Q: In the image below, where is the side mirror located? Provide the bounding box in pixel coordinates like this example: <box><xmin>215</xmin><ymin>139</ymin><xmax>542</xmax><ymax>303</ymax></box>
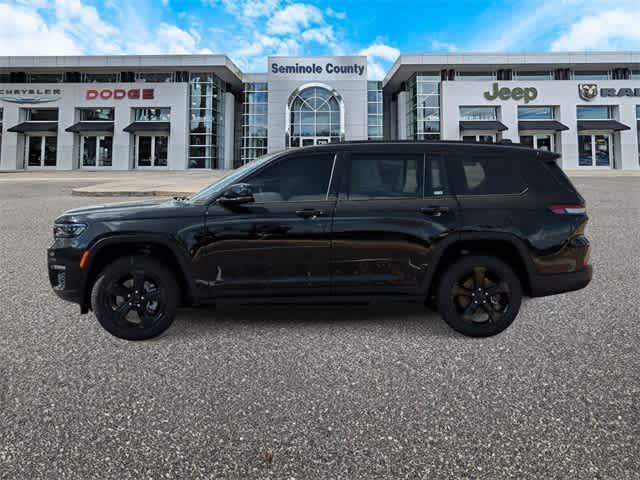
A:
<box><xmin>217</xmin><ymin>183</ymin><xmax>255</xmax><ymax>207</ymax></box>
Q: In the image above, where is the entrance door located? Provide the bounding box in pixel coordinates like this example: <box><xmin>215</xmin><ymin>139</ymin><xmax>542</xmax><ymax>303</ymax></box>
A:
<box><xmin>519</xmin><ymin>133</ymin><xmax>554</xmax><ymax>151</ymax></box>
<box><xmin>26</xmin><ymin>135</ymin><xmax>57</xmax><ymax>168</ymax></box>
<box><xmin>81</xmin><ymin>135</ymin><xmax>113</xmax><ymax>168</ymax></box>
<box><xmin>578</xmin><ymin>134</ymin><xmax>612</xmax><ymax>167</ymax></box>
<box><xmin>136</xmin><ymin>135</ymin><xmax>168</xmax><ymax>168</ymax></box>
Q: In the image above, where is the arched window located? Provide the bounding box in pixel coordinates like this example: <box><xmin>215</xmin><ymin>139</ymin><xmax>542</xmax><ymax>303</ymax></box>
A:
<box><xmin>288</xmin><ymin>85</ymin><xmax>343</xmax><ymax>147</ymax></box>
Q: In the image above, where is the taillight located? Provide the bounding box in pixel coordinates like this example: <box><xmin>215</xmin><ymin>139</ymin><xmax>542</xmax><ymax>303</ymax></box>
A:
<box><xmin>547</xmin><ymin>204</ymin><xmax>586</xmax><ymax>215</ymax></box>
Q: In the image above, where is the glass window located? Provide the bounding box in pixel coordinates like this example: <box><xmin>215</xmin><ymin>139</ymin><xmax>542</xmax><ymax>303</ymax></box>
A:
<box><xmin>134</xmin><ymin>107</ymin><xmax>170</xmax><ymax>121</ymax></box>
<box><xmin>80</xmin><ymin>108</ymin><xmax>114</xmax><ymax>121</ymax></box>
<box><xmin>518</xmin><ymin>106</ymin><xmax>555</xmax><ymax>120</ymax></box>
<box><xmin>44</xmin><ymin>137</ymin><xmax>57</xmax><ymax>166</ymax></box>
<box><xmin>515</xmin><ymin>71</ymin><xmax>553</xmax><ymax>80</ymax></box>
<box><xmin>576</xmin><ymin>106</ymin><xmax>612</xmax><ymax>120</ymax></box>
<box><xmin>460</xmin><ymin>106</ymin><xmax>498</xmax><ymax>121</ymax></box>
<box><xmin>348</xmin><ymin>154</ymin><xmax>423</xmax><ymax>199</ymax></box>
<box><xmin>456</xmin><ymin>71</ymin><xmax>496</xmax><ymax>81</ymax></box>
<box><xmin>449</xmin><ymin>154</ymin><xmax>526</xmax><ymax>195</ymax></box>
<box><xmin>247</xmin><ymin>153</ymin><xmax>335</xmax><ymax>202</ymax></box>
<box><xmin>29</xmin><ymin>73</ymin><xmax>63</xmax><ymax>83</ymax></box>
<box><xmin>574</xmin><ymin>70</ymin><xmax>610</xmax><ymax>80</ymax></box>
<box><xmin>27</xmin><ymin>108</ymin><xmax>58</xmax><ymax>121</ymax></box>
<box><xmin>520</xmin><ymin>135</ymin><xmax>534</xmax><ymax>148</ymax></box>
<box><xmin>135</xmin><ymin>72</ymin><xmax>174</xmax><ymax>83</ymax></box>
<box><xmin>636</xmin><ymin>105</ymin><xmax>640</xmax><ymax>118</ymax></box>
<box><xmin>631</xmin><ymin>71</ymin><xmax>640</xmax><ymax>80</ymax></box>
<box><xmin>83</xmin><ymin>72</ymin><xmax>119</xmax><ymax>83</ymax></box>
<box><xmin>406</xmin><ymin>73</ymin><xmax>441</xmax><ymax>140</ymax></box>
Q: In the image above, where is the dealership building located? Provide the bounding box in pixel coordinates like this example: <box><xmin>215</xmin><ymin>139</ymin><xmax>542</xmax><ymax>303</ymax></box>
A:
<box><xmin>1</xmin><ymin>51</ymin><xmax>640</xmax><ymax>171</ymax></box>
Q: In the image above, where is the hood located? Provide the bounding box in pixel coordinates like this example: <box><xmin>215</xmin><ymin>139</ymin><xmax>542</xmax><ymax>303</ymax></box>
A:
<box><xmin>55</xmin><ymin>198</ymin><xmax>199</xmax><ymax>223</ymax></box>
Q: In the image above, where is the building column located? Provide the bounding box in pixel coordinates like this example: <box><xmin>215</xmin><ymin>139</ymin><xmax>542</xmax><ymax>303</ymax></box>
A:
<box><xmin>558</xmin><ymin>103</ymin><xmax>579</xmax><ymax>169</ymax></box>
<box><xmin>500</xmin><ymin>102</ymin><xmax>519</xmax><ymax>143</ymax></box>
<box><xmin>0</xmin><ymin>105</ymin><xmax>21</xmax><ymax>170</ymax></box>
<box><xmin>223</xmin><ymin>92</ymin><xmax>235</xmax><ymax>169</ymax></box>
<box><xmin>619</xmin><ymin>104</ymin><xmax>639</xmax><ymax>170</ymax></box>
<box><xmin>396</xmin><ymin>91</ymin><xmax>407</xmax><ymax>140</ymax></box>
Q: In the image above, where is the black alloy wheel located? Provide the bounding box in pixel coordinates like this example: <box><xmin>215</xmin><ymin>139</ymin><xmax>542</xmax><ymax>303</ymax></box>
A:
<box><xmin>436</xmin><ymin>255</ymin><xmax>522</xmax><ymax>337</ymax></box>
<box><xmin>91</xmin><ymin>256</ymin><xmax>179</xmax><ymax>340</ymax></box>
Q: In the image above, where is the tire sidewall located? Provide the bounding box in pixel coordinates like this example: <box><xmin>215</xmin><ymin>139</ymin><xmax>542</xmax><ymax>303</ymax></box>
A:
<box><xmin>91</xmin><ymin>256</ymin><xmax>179</xmax><ymax>341</ymax></box>
<box><xmin>437</xmin><ymin>255</ymin><xmax>522</xmax><ymax>337</ymax></box>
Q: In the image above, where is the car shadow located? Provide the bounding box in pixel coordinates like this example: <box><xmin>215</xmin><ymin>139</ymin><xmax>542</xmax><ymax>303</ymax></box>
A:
<box><xmin>168</xmin><ymin>303</ymin><xmax>457</xmax><ymax>339</ymax></box>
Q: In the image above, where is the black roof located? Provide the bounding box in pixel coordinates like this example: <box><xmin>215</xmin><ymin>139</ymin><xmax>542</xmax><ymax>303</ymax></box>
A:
<box><xmin>289</xmin><ymin>140</ymin><xmax>559</xmax><ymax>158</ymax></box>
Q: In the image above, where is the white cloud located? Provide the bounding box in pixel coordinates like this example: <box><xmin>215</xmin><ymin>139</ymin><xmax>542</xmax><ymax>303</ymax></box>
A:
<box><xmin>358</xmin><ymin>42</ymin><xmax>400</xmax><ymax>62</ymax></box>
<box><xmin>0</xmin><ymin>3</ymin><xmax>82</xmax><ymax>55</ymax></box>
<box><xmin>430</xmin><ymin>40</ymin><xmax>458</xmax><ymax>52</ymax></box>
<box><xmin>267</xmin><ymin>3</ymin><xmax>323</xmax><ymax>35</ymax></box>
<box><xmin>551</xmin><ymin>9</ymin><xmax>640</xmax><ymax>50</ymax></box>
<box><xmin>325</xmin><ymin>7</ymin><xmax>346</xmax><ymax>20</ymax></box>
<box><xmin>301</xmin><ymin>26</ymin><xmax>335</xmax><ymax>45</ymax></box>
<box><xmin>358</xmin><ymin>41</ymin><xmax>400</xmax><ymax>79</ymax></box>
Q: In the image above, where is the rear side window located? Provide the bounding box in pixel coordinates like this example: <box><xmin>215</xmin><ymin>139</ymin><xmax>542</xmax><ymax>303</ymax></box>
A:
<box><xmin>348</xmin><ymin>153</ymin><xmax>423</xmax><ymax>199</ymax></box>
<box><xmin>448</xmin><ymin>152</ymin><xmax>526</xmax><ymax>195</ymax></box>
<box><xmin>426</xmin><ymin>154</ymin><xmax>448</xmax><ymax>196</ymax></box>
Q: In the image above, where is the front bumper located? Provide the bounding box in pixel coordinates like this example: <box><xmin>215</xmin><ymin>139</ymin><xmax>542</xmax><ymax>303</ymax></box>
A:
<box><xmin>530</xmin><ymin>265</ymin><xmax>593</xmax><ymax>297</ymax></box>
<box><xmin>47</xmin><ymin>247</ymin><xmax>86</xmax><ymax>306</ymax></box>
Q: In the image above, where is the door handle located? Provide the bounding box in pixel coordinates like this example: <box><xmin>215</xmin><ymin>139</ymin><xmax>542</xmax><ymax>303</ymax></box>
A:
<box><xmin>420</xmin><ymin>206</ymin><xmax>451</xmax><ymax>217</ymax></box>
<box><xmin>296</xmin><ymin>209</ymin><xmax>325</xmax><ymax>219</ymax></box>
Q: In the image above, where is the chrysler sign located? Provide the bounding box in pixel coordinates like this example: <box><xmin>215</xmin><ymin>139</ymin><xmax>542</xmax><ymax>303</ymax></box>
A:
<box><xmin>86</xmin><ymin>88</ymin><xmax>155</xmax><ymax>100</ymax></box>
<box><xmin>0</xmin><ymin>88</ymin><xmax>62</xmax><ymax>104</ymax></box>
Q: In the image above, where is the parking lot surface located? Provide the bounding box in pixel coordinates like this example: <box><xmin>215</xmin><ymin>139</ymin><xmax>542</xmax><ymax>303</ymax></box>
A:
<box><xmin>0</xmin><ymin>177</ymin><xmax>638</xmax><ymax>479</ymax></box>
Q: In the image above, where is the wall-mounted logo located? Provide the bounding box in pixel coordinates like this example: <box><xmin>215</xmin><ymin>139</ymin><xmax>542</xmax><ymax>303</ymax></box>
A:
<box><xmin>271</xmin><ymin>62</ymin><xmax>365</xmax><ymax>76</ymax></box>
<box><xmin>578</xmin><ymin>84</ymin><xmax>598</xmax><ymax>101</ymax></box>
<box><xmin>483</xmin><ymin>83</ymin><xmax>538</xmax><ymax>103</ymax></box>
<box><xmin>579</xmin><ymin>84</ymin><xmax>640</xmax><ymax>100</ymax></box>
<box><xmin>86</xmin><ymin>88</ymin><xmax>155</xmax><ymax>100</ymax></box>
<box><xmin>0</xmin><ymin>88</ymin><xmax>62</xmax><ymax>104</ymax></box>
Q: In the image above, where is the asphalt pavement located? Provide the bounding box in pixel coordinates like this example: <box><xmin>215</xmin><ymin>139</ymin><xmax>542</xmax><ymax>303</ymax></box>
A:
<box><xmin>0</xmin><ymin>177</ymin><xmax>638</xmax><ymax>479</ymax></box>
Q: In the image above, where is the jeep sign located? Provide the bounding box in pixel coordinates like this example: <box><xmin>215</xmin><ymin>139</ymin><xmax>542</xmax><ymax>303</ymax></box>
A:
<box><xmin>483</xmin><ymin>83</ymin><xmax>538</xmax><ymax>103</ymax></box>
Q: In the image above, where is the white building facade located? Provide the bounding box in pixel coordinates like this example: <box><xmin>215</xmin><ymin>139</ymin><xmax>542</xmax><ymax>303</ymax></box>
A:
<box><xmin>1</xmin><ymin>52</ymin><xmax>639</xmax><ymax>172</ymax></box>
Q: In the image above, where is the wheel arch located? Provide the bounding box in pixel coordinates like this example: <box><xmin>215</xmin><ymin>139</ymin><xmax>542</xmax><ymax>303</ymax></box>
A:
<box><xmin>426</xmin><ymin>233</ymin><xmax>534</xmax><ymax>299</ymax></box>
<box><xmin>82</xmin><ymin>235</ymin><xmax>196</xmax><ymax>310</ymax></box>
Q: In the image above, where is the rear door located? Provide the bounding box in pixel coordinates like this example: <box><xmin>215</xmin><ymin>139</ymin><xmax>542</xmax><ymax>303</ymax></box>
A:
<box><xmin>331</xmin><ymin>149</ymin><xmax>459</xmax><ymax>296</ymax></box>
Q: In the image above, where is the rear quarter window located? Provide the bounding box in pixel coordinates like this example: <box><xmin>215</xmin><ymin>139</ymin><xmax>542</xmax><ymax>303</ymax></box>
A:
<box><xmin>448</xmin><ymin>151</ymin><xmax>527</xmax><ymax>196</ymax></box>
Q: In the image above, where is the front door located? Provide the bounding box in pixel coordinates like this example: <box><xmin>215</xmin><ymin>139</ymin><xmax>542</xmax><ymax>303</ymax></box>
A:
<box><xmin>136</xmin><ymin>135</ymin><xmax>168</xmax><ymax>168</ymax></box>
<box><xmin>463</xmin><ymin>134</ymin><xmax>496</xmax><ymax>143</ymax></box>
<box><xmin>578</xmin><ymin>133</ymin><xmax>612</xmax><ymax>168</ymax></box>
<box><xmin>196</xmin><ymin>151</ymin><xmax>338</xmax><ymax>298</ymax></box>
<box><xmin>332</xmin><ymin>150</ymin><xmax>459</xmax><ymax>296</ymax></box>
<box><xmin>81</xmin><ymin>135</ymin><xmax>113</xmax><ymax>168</ymax></box>
<box><xmin>26</xmin><ymin>135</ymin><xmax>57</xmax><ymax>168</ymax></box>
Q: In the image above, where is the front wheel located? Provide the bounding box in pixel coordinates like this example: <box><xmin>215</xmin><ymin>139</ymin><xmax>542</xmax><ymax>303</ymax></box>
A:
<box><xmin>91</xmin><ymin>256</ymin><xmax>179</xmax><ymax>340</ymax></box>
<box><xmin>436</xmin><ymin>255</ymin><xmax>522</xmax><ymax>337</ymax></box>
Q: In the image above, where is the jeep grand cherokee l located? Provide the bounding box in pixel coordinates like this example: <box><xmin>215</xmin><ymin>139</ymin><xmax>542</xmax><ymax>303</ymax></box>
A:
<box><xmin>48</xmin><ymin>142</ymin><xmax>592</xmax><ymax>340</ymax></box>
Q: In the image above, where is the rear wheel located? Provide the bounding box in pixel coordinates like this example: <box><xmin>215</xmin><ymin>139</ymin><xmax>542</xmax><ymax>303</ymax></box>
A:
<box><xmin>91</xmin><ymin>256</ymin><xmax>178</xmax><ymax>340</ymax></box>
<box><xmin>436</xmin><ymin>255</ymin><xmax>522</xmax><ymax>337</ymax></box>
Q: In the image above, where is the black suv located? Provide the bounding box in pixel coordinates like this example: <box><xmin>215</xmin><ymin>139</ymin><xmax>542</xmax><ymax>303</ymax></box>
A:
<box><xmin>48</xmin><ymin>142</ymin><xmax>592</xmax><ymax>340</ymax></box>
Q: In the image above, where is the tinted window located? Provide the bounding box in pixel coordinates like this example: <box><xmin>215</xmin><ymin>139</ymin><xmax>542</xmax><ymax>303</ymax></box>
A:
<box><xmin>348</xmin><ymin>154</ymin><xmax>423</xmax><ymax>199</ymax></box>
<box><xmin>247</xmin><ymin>153</ymin><xmax>335</xmax><ymax>202</ymax></box>
<box><xmin>449</xmin><ymin>152</ymin><xmax>526</xmax><ymax>195</ymax></box>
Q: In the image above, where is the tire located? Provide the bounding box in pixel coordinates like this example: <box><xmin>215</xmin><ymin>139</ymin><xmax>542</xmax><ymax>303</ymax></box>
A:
<box><xmin>436</xmin><ymin>255</ymin><xmax>522</xmax><ymax>337</ymax></box>
<box><xmin>91</xmin><ymin>255</ymin><xmax>179</xmax><ymax>340</ymax></box>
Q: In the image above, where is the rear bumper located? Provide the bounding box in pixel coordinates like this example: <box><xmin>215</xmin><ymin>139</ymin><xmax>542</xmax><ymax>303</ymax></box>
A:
<box><xmin>529</xmin><ymin>265</ymin><xmax>593</xmax><ymax>297</ymax></box>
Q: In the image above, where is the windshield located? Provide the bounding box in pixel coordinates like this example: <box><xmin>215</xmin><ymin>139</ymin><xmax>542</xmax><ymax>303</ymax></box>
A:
<box><xmin>188</xmin><ymin>152</ymin><xmax>281</xmax><ymax>204</ymax></box>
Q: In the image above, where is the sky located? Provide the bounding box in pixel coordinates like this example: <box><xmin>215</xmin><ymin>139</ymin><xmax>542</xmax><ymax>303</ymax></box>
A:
<box><xmin>2</xmin><ymin>0</ymin><xmax>640</xmax><ymax>79</ymax></box>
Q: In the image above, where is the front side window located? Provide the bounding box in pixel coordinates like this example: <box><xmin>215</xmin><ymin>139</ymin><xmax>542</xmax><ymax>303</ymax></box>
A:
<box><xmin>460</xmin><ymin>106</ymin><xmax>498</xmax><ymax>121</ymax></box>
<box><xmin>449</xmin><ymin>153</ymin><xmax>526</xmax><ymax>196</ymax></box>
<box><xmin>576</xmin><ymin>106</ymin><xmax>612</xmax><ymax>120</ymax></box>
<box><xmin>247</xmin><ymin>153</ymin><xmax>335</xmax><ymax>203</ymax></box>
<box><xmin>426</xmin><ymin>155</ymin><xmax>447</xmax><ymax>196</ymax></box>
<box><xmin>518</xmin><ymin>106</ymin><xmax>555</xmax><ymax>120</ymax></box>
<box><xmin>134</xmin><ymin>107</ymin><xmax>171</xmax><ymax>122</ymax></box>
<box><xmin>348</xmin><ymin>154</ymin><xmax>423</xmax><ymax>200</ymax></box>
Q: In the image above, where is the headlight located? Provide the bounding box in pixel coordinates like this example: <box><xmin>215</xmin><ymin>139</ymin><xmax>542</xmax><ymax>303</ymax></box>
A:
<box><xmin>53</xmin><ymin>223</ymin><xmax>88</xmax><ymax>239</ymax></box>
